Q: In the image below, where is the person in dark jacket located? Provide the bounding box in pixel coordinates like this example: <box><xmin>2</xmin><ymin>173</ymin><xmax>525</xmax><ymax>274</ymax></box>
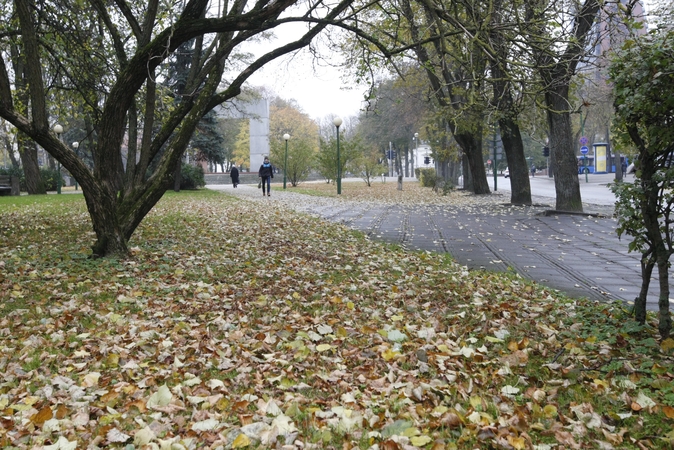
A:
<box><xmin>230</xmin><ymin>165</ymin><xmax>240</xmax><ymax>188</ymax></box>
<box><xmin>258</xmin><ymin>156</ymin><xmax>274</xmax><ymax>196</ymax></box>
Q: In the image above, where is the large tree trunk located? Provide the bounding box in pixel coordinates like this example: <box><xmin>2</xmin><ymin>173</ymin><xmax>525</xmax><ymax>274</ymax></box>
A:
<box><xmin>547</xmin><ymin>90</ymin><xmax>583</xmax><ymax>212</ymax></box>
<box><xmin>17</xmin><ymin>133</ymin><xmax>45</xmax><ymax>194</ymax></box>
<box><xmin>490</xmin><ymin>0</ymin><xmax>531</xmax><ymax>205</ymax></box>
<box><xmin>455</xmin><ymin>132</ymin><xmax>489</xmax><ymax>195</ymax></box>
<box><xmin>85</xmin><ymin>189</ymin><xmax>129</xmax><ymax>258</ymax></box>
<box><xmin>500</xmin><ymin>118</ymin><xmax>532</xmax><ymax>205</ymax></box>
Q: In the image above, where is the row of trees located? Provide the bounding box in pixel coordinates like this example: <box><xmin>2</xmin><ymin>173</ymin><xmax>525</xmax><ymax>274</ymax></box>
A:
<box><xmin>339</xmin><ymin>0</ymin><xmax>646</xmax><ymax>209</ymax></box>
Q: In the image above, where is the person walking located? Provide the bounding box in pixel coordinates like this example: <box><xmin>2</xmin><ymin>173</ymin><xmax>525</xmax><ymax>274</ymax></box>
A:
<box><xmin>230</xmin><ymin>164</ymin><xmax>240</xmax><ymax>188</ymax></box>
<box><xmin>531</xmin><ymin>164</ymin><xmax>536</xmax><ymax>177</ymax></box>
<box><xmin>621</xmin><ymin>160</ymin><xmax>627</xmax><ymax>177</ymax></box>
<box><xmin>258</xmin><ymin>156</ymin><xmax>274</xmax><ymax>196</ymax></box>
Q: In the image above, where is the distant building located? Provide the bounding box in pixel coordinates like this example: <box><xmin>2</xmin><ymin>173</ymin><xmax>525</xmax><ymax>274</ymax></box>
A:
<box><xmin>213</xmin><ymin>97</ymin><xmax>270</xmax><ymax>171</ymax></box>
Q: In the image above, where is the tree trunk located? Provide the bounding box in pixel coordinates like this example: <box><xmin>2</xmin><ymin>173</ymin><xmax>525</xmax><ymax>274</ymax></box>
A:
<box><xmin>547</xmin><ymin>91</ymin><xmax>583</xmax><ymax>211</ymax></box>
<box><xmin>500</xmin><ymin>118</ymin><xmax>532</xmax><ymax>205</ymax></box>
<box><xmin>2</xmin><ymin>132</ymin><xmax>20</xmax><ymax>169</ymax></box>
<box><xmin>490</xmin><ymin>0</ymin><xmax>531</xmax><ymax>205</ymax></box>
<box><xmin>455</xmin><ymin>132</ymin><xmax>489</xmax><ymax>194</ymax></box>
<box><xmin>640</xmin><ymin>150</ymin><xmax>672</xmax><ymax>338</ymax></box>
<box><xmin>84</xmin><ymin>187</ymin><xmax>129</xmax><ymax>257</ymax></box>
<box><xmin>461</xmin><ymin>154</ymin><xmax>472</xmax><ymax>191</ymax></box>
<box><xmin>634</xmin><ymin>255</ymin><xmax>654</xmax><ymax>324</ymax></box>
<box><xmin>657</xmin><ymin>253</ymin><xmax>672</xmax><ymax>338</ymax></box>
<box><xmin>173</xmin><ymin>161</ymin><xmax>182</xmax><ymax>192</ymax></box>
<box><xmin>17</xmin><ymin>133</ymin><xmax>45</xmax><ymax>194</ymax></box>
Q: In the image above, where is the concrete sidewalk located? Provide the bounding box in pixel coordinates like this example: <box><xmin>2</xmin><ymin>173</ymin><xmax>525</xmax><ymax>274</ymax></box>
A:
<box><xmin>209</xmin><ymin>178</ymin><xmax>661</xmax><ymax>310</ymax></box>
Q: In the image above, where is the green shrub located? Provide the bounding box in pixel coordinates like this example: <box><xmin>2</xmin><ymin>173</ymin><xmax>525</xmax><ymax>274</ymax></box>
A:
<box><xmin>417</xmin><ymin>168</ymin><xmax>436</xmax><ymax>187</ymax></box>
<box><xmin>178</xmin><ymin>163</ymin><xmax>205</xmax><ymax>190</ymax></box>
<box><xmin>39</xmin><ymin>167</ymin><xmax>63</xmax><ymax>191</ymax></box>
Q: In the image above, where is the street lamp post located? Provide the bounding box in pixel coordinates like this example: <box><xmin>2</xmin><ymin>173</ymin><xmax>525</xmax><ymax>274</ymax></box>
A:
<box><xmin>53</xmin><ymin>124</ymin><xmax>63</xmax><ymax>194</ymax></box>
<box><xmin>72</xmin><ymin>142</ymin><xmax>79</xmax><ymax>190</ymax></box>
<box><xmin>414</xmin><ymin>132</ymin><xmax>419</xmax><ymax>177</ymax></box>
<box><xmin>283</xmin><ymin>133</ymin><xmax>290</xmax><ymax>189</ymax></box>
<box><xmin>333</xmin><ymin>117</ymin><xmax>343</xmax><ymax>195</ymax></box>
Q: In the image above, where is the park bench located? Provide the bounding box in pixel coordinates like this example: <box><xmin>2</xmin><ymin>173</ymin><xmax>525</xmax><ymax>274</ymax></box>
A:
<box><xmin>0</xmin><ymin>174</ymin><xmax>20</xmax><ymax>196</ymax></box>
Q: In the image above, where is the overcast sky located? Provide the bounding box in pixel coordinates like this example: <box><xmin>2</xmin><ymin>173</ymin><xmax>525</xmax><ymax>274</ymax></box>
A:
<box><xmin>243</xmin><ymin>22</ymin><xmax>370</xmax><ymax>122</ymax></box>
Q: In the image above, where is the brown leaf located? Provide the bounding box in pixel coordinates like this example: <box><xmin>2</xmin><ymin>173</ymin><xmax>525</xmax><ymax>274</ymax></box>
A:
<box><xmin>100</xmin><ymin>390</ymin><xmax>120</xmax><ymax>404</ymax></box>
<box><xmin>663</xmin><ymin>405</ymin><xmax>674</xmax><ymax>419</ymax></box>
<box><xmin>30</xmin><ymin>406</ymin><xmax>53</xmax><ymax>426</ymax></box>
<box><xmin>55</xmin><ymin>404</ymin><xmax>68</xmax><ymax>420</ymax></box>
<box><xmin>238</xmin><ymin>414</ymin><xmax>254</xmax><ymax>425</ymax></box>
<box><xmin>127</xmin><ymin>399</ymin><xmax>147</xmax><ymax>413</ymax></box>
<box><xmin>380</xmin><ymin>440</ymin><xmax>401</xmax><ymax>450</ymax></box>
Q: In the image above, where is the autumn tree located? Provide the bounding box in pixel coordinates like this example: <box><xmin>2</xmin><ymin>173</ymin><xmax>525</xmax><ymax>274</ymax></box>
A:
<box><xmin>349</xmin><ymin>141</ymin><xmax>387</xmax><ymax>186</ymax></box>
<box><xmin>356</xmin><ymin>70</ymin><xmax>430</xmax><ymax>178</ymax></box>
<box><xmin>232</xmin><ymin>121</ymin><xmax>251</xmax><ymax>170</ymax></box>
<box><xmin>521</xmin><ymin>0</ymin><xmax>603</xmax><ymax>211</ymax></box>
<box><xmin>316</xmin><ymin>130</ymin><xmax>361</xmax><ymax>184</ymax></box>
<box><xmin>268</xmin><ymin>97</ymin><xmax>319</xmax><ymax>187</ymax></box>
<box><xmin>0</xmin><ymin>0</ymin><xmax>353</xmax><ymax>257</ymax></box>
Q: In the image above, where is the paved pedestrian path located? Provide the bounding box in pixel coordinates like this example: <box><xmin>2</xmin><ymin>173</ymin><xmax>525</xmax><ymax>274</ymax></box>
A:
<box><xmin>209</xmin><ymin>179</ymin><xmax>660</xmax><ymax>310</ymax></box>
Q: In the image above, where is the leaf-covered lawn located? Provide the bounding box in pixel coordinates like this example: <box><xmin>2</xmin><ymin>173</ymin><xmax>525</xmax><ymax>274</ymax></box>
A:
<box><xmin>1</xmin><ymin>190</ymin><xmax>673</xmax><ymax>450</ymax></box>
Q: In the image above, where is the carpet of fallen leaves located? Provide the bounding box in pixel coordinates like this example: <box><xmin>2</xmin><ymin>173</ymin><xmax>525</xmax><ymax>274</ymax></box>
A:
<box><xmin>1</xmin><ymin>189</ymin><xmax>673</xmax><ymax>450</ymax></box>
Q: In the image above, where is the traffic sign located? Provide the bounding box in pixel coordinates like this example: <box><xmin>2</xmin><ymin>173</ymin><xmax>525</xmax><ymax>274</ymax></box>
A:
<box><xmin>580</xmin><ymin>146</ymin><xmax>589</xmax><ymax>155</ymax></box>
<box><xmin>580</xmin><ymin>136</ymin><xmax>588</xmax><ymax>146</ymax></box>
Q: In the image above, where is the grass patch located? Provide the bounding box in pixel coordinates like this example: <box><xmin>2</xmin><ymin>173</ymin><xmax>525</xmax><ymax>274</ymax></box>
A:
<box><xmin>0</xmin><ymin>191</ymin><xmax>672</xmax><ymax>449</ymax></box>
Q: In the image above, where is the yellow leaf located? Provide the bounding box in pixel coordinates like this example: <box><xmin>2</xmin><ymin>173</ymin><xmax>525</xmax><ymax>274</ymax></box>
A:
<box><xmin>507</xmin><ymin>435</ymin><xmax>526</xmax><ymax>450</ymax></box>
<box><xmin>336</xmin><ymin>327</ymin><xmax>348</xmax><ymax>338</ymax></box>
<box><xmin>316</xmin><ymin>344</ymin><xmax>333</xmax><ymax>352</ymax></box>
<box><xmin>292</xmin><ymin>292</ymin><xmax>300</xmax><ymax>299</ymax></box>
<box><xmin>391</xmin><ymin>315</ymin><xmax>403</xmax><ymax>322</ymax></box>
<box><xmin>107</xmin><ymin>354</ymin><xmax>120</xmax><ymax>368</ymax></box>
<box><xmin>507</xmin><ymin>341</ymin><xmax>519</xmax><ymax>352</ymax></box>
<box><xmin>402</xmin><ymin>427</ymin><xmax>420</xmax><ymax>437</ymax></box>
<box><xmin>232</xmin><ymin>433</ymin><xmax>251</xmax><ymax>448</ymax></box>
<box><xmin>661</xmin><ymin>338</ymin><xmax>674</xmax><ymax>352</ymax></box>
<box><xmin>381</xmin><ymin>348</ymin><xmax>399</xmax><ymax>361</ymax></box>
<box><xmin>586</xmin><ymin>336</ymin><xmax>597</xmax><ymax>343</ymax></box>
<box><xmin>594</xmin><ymin>379</ymin><xmax>610</xmax><ymax>390</ymax></box>
<box><xmin>469</xmin><ymin>396</ymin><xmax>483</xmax><ymax>409</ymax></box>
<box><xmin>410</xmin><ymin>435</ymin><xmax>433</xmax><ymax>446</ymax></box>
<box><xmin>347</xmin><ymin>301</ymin><xmax>355</xmax><ymax>310</ymax></box>
<box><xmin>543</xmin><ymin>405</ymin><xmax>558</xmax><ymax>418</ymax></box>
<box><xmin>436</xmin><ymin>344</ymin><xmax>450</xmax><ymax>353</ymax></box>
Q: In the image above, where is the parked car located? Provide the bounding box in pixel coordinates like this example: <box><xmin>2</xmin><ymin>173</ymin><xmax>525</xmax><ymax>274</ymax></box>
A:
<box><xmin>503</xmin><ymin>168</ymin><xmax>510</xmax><ymax>178</ymax></box>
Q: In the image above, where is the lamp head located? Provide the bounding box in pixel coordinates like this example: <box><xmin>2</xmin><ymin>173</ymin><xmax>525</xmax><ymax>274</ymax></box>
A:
<box><xmin>415</xmin><ymin>132</ymin><xmax>419</xmax><ymax>138</ymax></box>
<box><xmin>333</xmin><ymin>117</ymin><xmax>343</xmax><ymax>127</ymax></box>
<box><xmin>283</xmin><ymin>133</ymin><xmax>290</xmax><ymax>141</ymax></box>
<box><xmin>72</xmin><ymin>142</ymin><xmax>79</xmax><ymax>149</ymax></box>
<box><xmin>53</xmin><ymin>124</ymin><xmax>63</xmax><ymax>134</ymax></box>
